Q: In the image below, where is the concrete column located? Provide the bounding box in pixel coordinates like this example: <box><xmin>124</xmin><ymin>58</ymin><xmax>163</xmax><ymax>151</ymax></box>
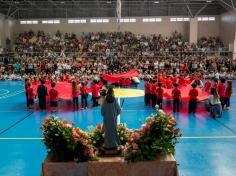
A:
<box><xmin>189</xmin><ymin>18</ymin><xmax>198</xmax><ymax>44</ymax></box>
<box><xmin>234</xmin><ymin>28</ymin><xmax>236</xmax><ymax>60</ymax></box>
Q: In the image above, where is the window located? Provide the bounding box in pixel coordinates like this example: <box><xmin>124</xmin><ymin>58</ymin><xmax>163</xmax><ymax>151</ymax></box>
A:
<box><xmin>20</xmin><ymin>20</ymin><xmax>38</xmax><ymax>24</ymax></box>
<box><xmin>143</xmin><ymin>18</ymin><xmax>162</xmax><ymax>22</ymax></box>
<box><xmin>68</xmin><ymin>19</ymin><xmax>86</xmax><ymax>24</ymax></box>
<box><xmin>171</xmin><ymin>17</ymin><xmax>189</xmax><ymax>22</ymax></box>
<box><xmin>197</xmin><ymin>17</ymin><xmax>215</xmax><ymax>21</ymax></box>
<box><xmin>90</xmin><ymin>19</ymin><xmax>109</xmax><ymax>23</ymax></box>
<box><xmin>42</xmin><ymin>20</ymin><xmax>60</xmax><ymax>24</ymax></box>
<box><xmin>119</xmin><ymin>18</ymin><xmax>136</xmax><ymax>23</ymax></box>
<box><xmin>209</xmin><ymin>17</ymin><xmax>215</xmax><ymax>21</ymax></box>
<box><xmin>183</xmin><ymin>18</ymin><xmax>190</xmax><ymax>21</ymax></box>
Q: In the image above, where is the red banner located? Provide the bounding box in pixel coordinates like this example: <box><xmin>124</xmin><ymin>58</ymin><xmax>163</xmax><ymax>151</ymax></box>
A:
<box><xmin>101</xmin><ymin>70</ymin><xmax>139</xmax><ymax>83</ymax></box>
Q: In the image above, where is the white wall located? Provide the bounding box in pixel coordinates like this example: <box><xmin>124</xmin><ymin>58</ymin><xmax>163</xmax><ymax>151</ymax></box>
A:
<box><xmin>12</xmin><ymin>15</ymin><xmax>222</xmax><ymax>44</ymax></box>
<box><xmin>198</xmin><ymin>16</ymin><xmax>220</xmax><ymax>39</ymax></box>
<box><xmin>220</xmin><ymin>11</ymin><xmax>236</xmax><ymax>45</ymax></box>
<box><xmin>14</xmin><ymin>17</ymin><xmax>191</xmax><ymax>40</ymax></box>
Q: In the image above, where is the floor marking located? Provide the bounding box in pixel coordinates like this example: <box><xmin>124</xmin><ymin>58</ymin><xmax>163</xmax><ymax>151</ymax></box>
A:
<box><xmin>1</xmin><ymin>136</ymin><xmax>236</xmax><ymax>140</ymax></box>
<box><xmin>212</xmin><ymin>118</ymin><xmax>236</xmax><ymax>134</ymax></box>
<box><xmin>0</xmin><ymin>90</ymin><xmax>25</xmax><ymax>99</ymax></box>
<box><xmin>178</xmin><ymin>136</ymin><xmax>236</xmax><ymax>139</ymax></box>
<box><xmin>0</xmin><ymin>138</ymin><xmax>43</xmax><ymax>140</ymax></box>
<box><xmin>0</xmin><ymin>110</ymin><xmax>29</xmax><ymax>112</ymax></box>
<box><xmin>0</xmin><ymin>89</ymin><xmax>10</xmax><ymax>96</ymax></box>
<box><xmin>0</xmin><ymin>112</ymin><xmax>34</xmax><ymax>136</ymax></box>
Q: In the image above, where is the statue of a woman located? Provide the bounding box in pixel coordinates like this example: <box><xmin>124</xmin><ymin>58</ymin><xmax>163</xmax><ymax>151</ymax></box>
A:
<box><xmin>101</xmin><ymin>86</ymin><xmax>121</xmax><ymax>149</ymax></box>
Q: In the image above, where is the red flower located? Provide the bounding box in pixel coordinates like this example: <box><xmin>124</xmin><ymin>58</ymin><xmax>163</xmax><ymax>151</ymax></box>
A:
<box><xmin>97</xmin><ymin>124</ymin><xmax>102</xmax><ymax>129</ymax></box>
<box><xmin>43</xmin><ymin>118</ymin><xmax>49</xmax><ymax>125</ymax></box>
<box><xmin>39</xmin><ymin>126</ymin><xmax>43</xmax><ymax>130</ymax></box>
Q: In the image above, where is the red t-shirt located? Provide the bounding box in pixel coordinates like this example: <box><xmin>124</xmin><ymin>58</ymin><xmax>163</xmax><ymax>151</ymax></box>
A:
<box><xmin>204</xmin><ymin>81</ymin><xmax>211</xmax><ymax>92</ymax></box>
<box><xmin>49</xmin><ymin>88</ymin><xmax>59</xmax><ymax>102</ymax></box>
<box><xmin>178</xmin><ymin>78</ymin><xmax>185</xmax><ymax>86</ymax></box>
<box><xmin>121</xmin><ymin>79</ymin><xmax>126</xmax><ymax>86</ymax></box>
<box><xmin>125</xmin><ymin>79</ymin><xmax>131</xmax><ymax>87</ymax></box>
<box><xmin>225</xmin><ymin>87</ymin><xmax>232</xmax><ymax>98</ymax></box>
<box><xmin>92</xmin><ymin>84</ymin><xmax>100</xmax><ymax>98</ymax></box>
<box><xmin>165</xmin><ymin>79</ymin><xmax>173</xmax><ymax>89</ymax></box>
<box><xmin>217</xmin><ymin>83</ymin><xmax>225</xmax><ymax>98</ymax></box>
<box><xmin>80</xmin><ymin>85</ymin><xmax>88</xmax><ymax>94</ymax></box>
<box><xmin>150</xmin><ymin>84</ymin><xmax>157</xmax><ymax>95</ymax></box>
<box><xmin>189</xmin><ymin>88</ymin><xmax>198</xmax><ymax>99</ymax></box>
<box><xmin>72</xmin><ymin>88</ymin><xmax>80</xmax><ymax>98</ymax></box>
<box><xmin>211</xmin><ymin>82</ymin><xmax>218</xmax><ymax>88</ymax></box>
<box><xmin>156</xmin><ymin>87</ymin><xmax>164</xmax><ymax>99</ymax></box>
<box><xmin>144</xmin><ymin>82</ymin><xmax>151</xmax><ymax>94</ymax></box>
<box><xmin>172</xmin><ymin>88</ymin><xmax>181</xmax><ymax>99</ymax></box>
<box><xmin>27</xmin><ymin>87</ymin><xmax>35</xmax><ymax>99</ymax></box>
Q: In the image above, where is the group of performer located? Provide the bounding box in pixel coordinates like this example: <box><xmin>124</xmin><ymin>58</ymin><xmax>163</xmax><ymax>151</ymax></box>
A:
<box><xmin>25</xmin><ymin>76</ymin><xmax>102</xmax><ymax>111</ymax></box>
<box><xmin>144</xmin><ymin>73</ymin><xmax>232</xmax><ymax>117</ymax></box>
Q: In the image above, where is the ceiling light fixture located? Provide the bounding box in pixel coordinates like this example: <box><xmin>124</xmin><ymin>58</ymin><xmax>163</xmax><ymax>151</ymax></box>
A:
<box><xmin>154</xmin><ymin>1</ymin><xmax>159</xmax><ymax>3</ymax></box>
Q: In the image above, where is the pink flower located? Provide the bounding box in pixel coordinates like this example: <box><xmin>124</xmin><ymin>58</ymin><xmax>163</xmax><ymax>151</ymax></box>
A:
<box><xmin>132</xmin><ymin>143</ymin><xmax>139</xmax><ymax>150</ymax></box>
<box><xmin>72</xmin><ymin>136</ymin><xmax>80</xmax><ymax>142</ymax></box>
<box><xmin>132</xmin><ymin>132</ymin><xmax>141</xmax><ymax>142</ymax></box>
<box><xmin>123</xmin><ymin>146</ymin><xmax>129</xmax><ymax>155</ymax></box>
<box><xmin>82</xmin><ymin>139</ymin><xmax>88</xmax><ymax>146</ymax></box>
<box><xmin>88</xmin><ymin>148</ymin><xmax>95</xmax><ymax>157</ymax></box>
<box><xmin>141</xmin><ymin>124</ymin><xmax>151</xmax><ymax>133</ymax></box>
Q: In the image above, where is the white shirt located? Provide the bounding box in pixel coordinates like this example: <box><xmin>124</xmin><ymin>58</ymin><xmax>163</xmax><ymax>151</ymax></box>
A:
<box><xmin>208</xmin><ymin>95</ymin><xmax>221</xmax><ymax>105</ymax></box>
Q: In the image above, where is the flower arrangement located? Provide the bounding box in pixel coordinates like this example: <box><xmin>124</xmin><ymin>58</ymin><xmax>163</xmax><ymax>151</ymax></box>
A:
<box><xmin>41</xmin><ymin>106</ymin><xmax>180</xmax><ymax>163</ymax></box>
<box><xmin>89</xmin><ymin>123</ymin><xmax>130</xmax><ymax>149</ymax></box>
<box><xmin>41</xmin><ymin>116</ymin><xmax>97</xmax><ymax>162</ymax></box>
<box><xmin>123</xmin><ymin>106</ymin><xmax>180</xmax><ymax>162</ymax></box>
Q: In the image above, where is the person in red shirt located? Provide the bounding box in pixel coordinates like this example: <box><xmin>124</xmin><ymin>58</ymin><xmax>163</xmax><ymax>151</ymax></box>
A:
<box><xmin>49</xmin><ymin>82</ymin><xmax>59</xmax><ymax>112</ymax></box>
<box><xmin>217</xmin><ymin>78</ymin><xmax>226</xmax><ymax>109</ymax></box>
<box><xmin>92</xmin><ymin>80</ymin><xmax>100</xmax><ymax>107</ymax></box>
<box><xmin>27</xmin><ymin>82</ymin><xmax>35</xmax><ymax>109</ymax></box>
<box><xmin>165</xmin><ymin>77</ymin><xmax>173</xmax><ymax>89</ymax></box>
<box><xmin>121</xmin><ymin>78</ymin><xmax>126</xmax><ymax>87</ymax></box>
<box><xmin>188</xmin><ymin>83</ymin><xmax>198</xmax><ymax>114</ymax></box>
<box><xmin>125</xmin><ymin>78</ymin><xmax>131</xmax><ymax>87</ymax></box>
<box><xmin>156</xmin><ymin>82</ymin><xmax>164</xmax><ymax>109</ymax></box>
<box><xmin>224</xmin><ymin>80</ymin><xmax>232</xmax><ymax>110</ymax></box>
<box><xmin>151</xmin><ymin>79</ymin><xmax>157</xmax><ymax>107</ymax></box>
<box><xmin>72</xmin><ymin>80</ymin><xmax>80</xmax><ymax>111</ymax></box>
<box><xmin>80</xmin><ymin>81</ymin><xmax>88</xmax><ymax>109</ymax></box>
<box><xmin>172</xmin><ymin>83</ymin><xmax>181</xmax><ymax>112</ymax></box>
<box><xmin>204</xmin><ymin>79</ymin><xmax>211</xmax><ymax>92</ymax></box>
<box><xmin>211</xmin><ymin>78</ymin><xmax>218</xmax><ymax>88</ymax></box>
<box><xmin>144</xmin><ymin>78</ymin><xmax>151</xmax><ymax>105</ymax></box>
<box><xmin>178</xmin><ymin>75</ymin><xmax>185</xmax><ymax>86</ymax></box>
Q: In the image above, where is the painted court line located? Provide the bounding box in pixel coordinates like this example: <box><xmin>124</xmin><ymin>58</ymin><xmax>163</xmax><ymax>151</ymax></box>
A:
<box><xmin>212</xmin><ymin>118</ymin><xmax>236</xmax><ymax>134</ymax></box>
<box><xmin>1</xmin><ymin>136</ymin><xmax>236</xmax><ymax>140</ymax></box>
<box><xmin>0</xmin><ymin>112</ymin><xmax>34</xmax><ymax>136</ymax></box>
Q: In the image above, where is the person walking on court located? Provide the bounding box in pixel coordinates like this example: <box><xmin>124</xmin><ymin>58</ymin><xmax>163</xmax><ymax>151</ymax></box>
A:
<box><xmin>37</xmin><ymin>79</ymin><xmax>48</xmax><ymax>110</ymax></box>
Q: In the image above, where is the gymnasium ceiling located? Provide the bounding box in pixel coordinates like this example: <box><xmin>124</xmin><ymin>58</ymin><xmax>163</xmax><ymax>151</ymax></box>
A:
<box><xmin>0</xmin><ymin>0</ymin><xmax>235</xmax><ymax>19</ymax></box>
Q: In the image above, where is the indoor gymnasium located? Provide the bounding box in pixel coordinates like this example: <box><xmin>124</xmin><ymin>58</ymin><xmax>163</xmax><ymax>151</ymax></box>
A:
<box><xmin>0</xmin><ymin>0</ymin><xmax>236</xmax><ymax>176</ymax></box>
